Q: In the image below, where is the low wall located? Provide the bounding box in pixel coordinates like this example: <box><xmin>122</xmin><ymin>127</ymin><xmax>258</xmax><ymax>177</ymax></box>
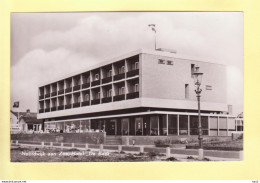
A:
<box><xmin>11</xmin><ymin>132</ymin><xmax>105</xmax><ymax>144</ymax></box>
<box><xmin>121</xmin><ymin>136</ymin><xmax>231</xmax><ymax>145</ymax></box>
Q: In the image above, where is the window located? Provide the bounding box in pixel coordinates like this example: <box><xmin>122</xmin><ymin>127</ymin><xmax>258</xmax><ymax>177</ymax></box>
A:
<box><xmin>133</xmin><ymin>62</ymin><xmax>139</xmax><ymax>70</ymax></box>
<box><xmin>185</xmin><ymin>84</ymin><xmax>189</xmax><ymax>99</ymax></box>
<box><xmin>158</xmin><ymin>59</ymin><xmax>165</xmax><ymax>64</ymax></box>
<box><xmin>119</xmin><ymin>66</ymin><xmax>125</xmax><ymax>74</ymax></box>
<box><xmin>52</xmin><ymin>100</ymin><xmax>56</xmax><ymax>106</ymax></box>
<box><xmin>135</xmin><ymin>117</ymin><xmax>143</xmax><ymax>135</ymax></box>
<box><xmin>150</xmin><ymin>116</ymin><xmax>159</xmax><ymax>136</ymax></box>
<box><xmin>84</xmin><ymin>94</ymin><xmax>89</xmax><ymax>101</ymax></box>
<box><xmin>119</xmin><ymin>87</ymin><xmax>125</xmax><ymax>95</ymax></box>
<box><xmin>106</xmin><ymin>89</ymin><xmax>112</xmax><ymax>97</ymax></box>
<box><xmin>167</xmin><ymin>60</ymin><xmax>174</xmax><ymax>65</ymax></box>
<box><xmin>134</xmin><ymin>84</ymin><xmax>139</xmax><ymax>92</ymax></box>
<box><xmin>107</xmin><ymin>70</ymin><xmax>112</xmax><ymax>77</ymax></box>
<box><xmin>191</xmin><ymin>64</ymin><xmax>195</xmax><ymax>77</ymax></box>
<box><xmin>96</xmin><ymin>92</ymin><xmax>100</xmax><ymax>99</ymax></box>
<box><xmin>77</xmin><ymin>79</ymin><xmax>81</xmax><ymax>85</ymax></box>
<box><xmin>206</xmin><ymin>85</ymin><xmax>212</xmax><ymax>90</ymax></box>
<box><xmin>95</xmin><ymin>74</ymin><xmax>99</xmax><ymax>80</ymax></box>
<box><xmin>77</xmin><ymin>95</ymin><xmax>81</xmax><ymax>103</ymax></box>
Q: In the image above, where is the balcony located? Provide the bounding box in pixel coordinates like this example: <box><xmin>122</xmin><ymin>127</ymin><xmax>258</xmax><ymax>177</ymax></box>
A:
<box><xmin>127</xmin><ymin>69</ymin><xmax>139</xmax><ymax>78</ymax></box>
<box><xmin>82</xmin><ymin>82</ymin><xmax>90</xmax><ymax>89</ymax></box>
<box><xmin>102</xmin><ymin>77</ymin><xmax>112</xmax><ymax>84</ymax></box>
<box><xmin>65</xmin><ymin>87</ymin><xmax>72</xmax><ymax>93</ymax></box>
<box><xmin>58</xmin><ymin>105</ymin><xmax>64</xmax><ymax>110</ymax></box>
<box><xmin>73</xmin><ymin>85</ymin><xmax>81</xmax><ymax>91</ymax></box>
<box><xmin>39</xmin><ymin>95</ymin><xmax>44</xmax><ymax>100</ymax></box>
<box><xmin>45</xmin><ymin>108</ymin><xmax>50</xmax><ymax>112</ymax></box>
<box><xmin>113</xmin><ymin>94</ymin><xmax>125</xmax><ymax>102</ymax></box>
<box><xmin>113</xmin><ymin>73</ymin><xmax>125</xmax><ymax>81</ymax></box>
<box><xmin>58</xmin><ymin>90</ymin><xmax>64</xmax><ymax>95</ymax></box>
<box><xmin>39</xmin><ymin>109</ymin><xmax>44</xmax><ymax>113</ymax></box>
<box><xmin>127</xmin><ymin>92</ymin><xmax>139</xmax><ymax>99</ymax></box>
<box><xmin>45</xmin><ymin>93</ymin><xmax>50</xmax><ymax>98</ymax></box>
<box><xmin>51</xmin><ymin>106</ymin><xmax>57</xmax><ymax>111</ymax></box>
<box><xmin>65</xmin><ymin>104</ymin><xmax>72</xmax><ymax>109</ymax></box>
<box><xmin>91</xmin><ymin>99</ymin><xmax>100</xmax><ymax>105</ymax></box>
<box><xmin>102</xmin><ymin>97</ymin><xmax>112</xmax><ymax>103</ymax></box>
<box><xmin>91</xmin><ymin>80</ymin><xmax>100</xmax><ymax>87</ymax></box>
<box><xmin>81</xmin><ymin>101</ymin><xmax>90</xmax><ymax>106</ymax></box>
<box><xmin>73</xmin><ymin>102</ymin><xmax>80</xmax><ymax>108</ymax></box>
<box><xmin>51</xmin><ymin>91</ymin><xmax>57</xmax><ymax>97</ymax></box>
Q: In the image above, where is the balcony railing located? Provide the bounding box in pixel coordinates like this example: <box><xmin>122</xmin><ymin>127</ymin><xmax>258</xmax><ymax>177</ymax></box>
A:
<box><xmin>102</xmin><ymin>97</ymin><xmax>112</xmax><ymax>103</ymax></box>
<box><xmin>65</xmin><ymin>87</ymin><xmax>72</xmax><ymax>93</ymax></box>
<box><xmin>45</xmin><ymin>108</ymin><xmax>50</xmax><ymax>112</ymax></box>
<box><xmin>102</xmin><ymin>77</ymin><xmax>112</xmax><ymax>84</ymax></box>
<box><xmin>51</xmin><ymin>107</ymin><xmax>57</xmax><ymax>111</ymax></box>
<box><xmin>127</xmin><ymin>92</ymin><xmax>139</xmax><ymax>99</ymax></box>
<box><xmin>39</xmin><ymin>109</ymin><xmax>44</xmax><ymax>113</ymax></box>
<box><xmin>127</xmin><ymin>69</ymin><xmax>139</xmax><ymax>78</ymax></box>
<box><xmin>91</xmin><ymin>80</ymin><xmax>100</xmax><ymax>87</ymax></box>
<box><xmin>58</xmin><ymin>90</ymin><xmax>64</xmax><ymax>95</ymax></box>
<box><xmin>73</xmin><ymin>85</ymin><xmax>81</xmax><ymax>91</ymax></box>
<box><xmin>73</xmin><ymin>102</ymin><xmax>80</xmax><ymax>108</ymax></box>
<box><xmin>113</xmin><ymin>94</ymin><xmax>125</xmax><ymax>102</ymax></box>
<box><xmin>82</xmin><ymin>82</ymin><xmax>90</xmax><ymax>89</ymax></box>
<box><xmin>51</xmin><ymin>91</ymin><xmax>57</xmax><ymax>97</ymax></box>
<box><xmin>81</xmin><ymin>101</ymin><xmax>90</xmax><ymax>106</ymax></box>
<box><xmin>91</xmin><ymin>99</ymin><xmax>100</xmax><ymax>105</ymax></box>
<box><xmin>65</xmin><ymin>104</ymin><xmax>72</xmax><ymax>109</ymax></box>
<box><xmin>39</xmin><ymin>95</ymin><xmax>44</xmax><ymax>100</ymax></box>
<box><xmin>58</xmin><ymin>105</ymin><xmax>64</xmax><ymax>110</ymax></box>
<box><xmin>113</xmin><ymin>73</ymin><xmax>125</xmax><ymax>81</ymax></box>
<box><xmin>45</xmin><ymin>93</ymin><xmax>50</xmax><ymax>98</ymax></box>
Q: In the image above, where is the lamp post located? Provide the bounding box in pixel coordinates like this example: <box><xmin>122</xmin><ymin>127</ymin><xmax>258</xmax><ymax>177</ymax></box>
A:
<box><xmin>192</xmin><ymin>65</ymin><xmax>204</xmax><ymax>160</ymax></box>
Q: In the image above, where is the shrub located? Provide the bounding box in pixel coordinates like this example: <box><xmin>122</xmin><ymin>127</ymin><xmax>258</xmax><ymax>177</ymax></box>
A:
<box><xmin>187</xmin><ymin>156</ymin><xmax>195</xmax><ymax>159</ymax></box>
<box><xmin>166</xmin><ymin>157</ymin><xmax>178</xmax><ymax>161</ymax></box>
<box><xmin>237</xmin><ymin>134</ymin><xmax>243</xmax><ymax>140</ymax></box>
<box><xmin>154</xmin><ymin>139</ymin><xmax>171</xmax><ymax>146</ymax></box>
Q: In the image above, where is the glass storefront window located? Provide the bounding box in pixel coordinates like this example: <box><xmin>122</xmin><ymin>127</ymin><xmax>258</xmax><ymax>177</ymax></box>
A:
<box><xmin>56</xmin><ymin>122</ymin><xmax>64</xmax><ymax>133</ymax></box>
<box><xmin>121</xmin><ymin>118</ymin><xmax>129</xmax><ymax>135</ymax></box>
<box><xmin>201</xmin><ymin>116</ymin><xmax>209</xmax><ymax>135</ymax></box>
<box><xmin>74</xmin><ymin>121</ymin><xmax>80</xmax><ymax>133</ymax></box>
<box><xmin>81</xmin><ymin>120</ymin><xmax>90</xmax><ymax>132</ymax></box>
<box><xmin>168</xmin><ymin>115</ymin><xmax>178</xmax><ymax>135</ymax></box>
<box><xmin>64</xmin><ymin>121</ymin><xmax>72</xmax><ymax>133</ymax></box>
<box><xmin>160</xmin><ymin>115</ymin><xmax>167</xmax><ymax>136</ymax></box>
<box><xmin>150</xmin><ymin>116</ymin><xmax>159</xmax><ymax>136</ymax></box>
<box><xmin>190</xmin><ymin>116</ymin><xmax>208</xmax><ymax>135</ymax></box>
<box><xmin>179</xmin><ymin>115</ymin><xmax>188</xmax><ymax>135</ymax></box>
<box><xmin>190</xmin><ymin>116</ymin><xmax>198</xmax><ymax>135</ymax></box>
<box><xmin>135</xmin><ymin>117</ymin><xmax>143</xmax><ymax>135</ymax></box>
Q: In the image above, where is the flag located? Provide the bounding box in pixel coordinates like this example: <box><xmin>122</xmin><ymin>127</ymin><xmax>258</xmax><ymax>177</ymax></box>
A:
<box><xmin>13</xmin><ymin>101</ymin><xmax>19</xmax><ymax>108</ymax></box>
<box><xmin>148</xmin><ymin>24</ymin><xmax>156</xmax><ymax>33</ymax></box>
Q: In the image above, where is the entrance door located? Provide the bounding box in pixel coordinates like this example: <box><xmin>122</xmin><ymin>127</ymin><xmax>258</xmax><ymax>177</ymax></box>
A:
<box><xmin>107</xmin><ymin>120</ymin><xmax>116</xmax><ymax>135</ymax></box>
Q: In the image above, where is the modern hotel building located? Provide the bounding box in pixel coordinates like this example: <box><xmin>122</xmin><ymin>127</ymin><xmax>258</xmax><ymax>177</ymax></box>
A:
<box><xmin>37</xmin><ymin>49</ymin><xmax>243</xmax><ymax>140</ymax></box>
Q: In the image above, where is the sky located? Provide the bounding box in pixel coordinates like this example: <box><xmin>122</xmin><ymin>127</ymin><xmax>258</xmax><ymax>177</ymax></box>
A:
<box><xmin>10</xmin><ymin>12</ymin><xmax>243</xmax><ymax>115</ymax></box>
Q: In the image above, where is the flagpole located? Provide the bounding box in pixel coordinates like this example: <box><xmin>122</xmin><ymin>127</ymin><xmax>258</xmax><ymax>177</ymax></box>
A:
<box><xmin>154</xmin><ymin>31</ymin><xmax>157</xmax><ymax>50</ymax></box>
<box><xmin>148</xmin><ymin>24</ymin><xmax>157</xmax><ymax>50</ymax></box>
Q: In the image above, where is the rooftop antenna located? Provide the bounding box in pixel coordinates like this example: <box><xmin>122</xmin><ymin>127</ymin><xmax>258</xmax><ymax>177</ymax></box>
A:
<box><xmin>148</xmin><ymin>24</ymin><xmax>157</xmax><ymax>50</ymax></box>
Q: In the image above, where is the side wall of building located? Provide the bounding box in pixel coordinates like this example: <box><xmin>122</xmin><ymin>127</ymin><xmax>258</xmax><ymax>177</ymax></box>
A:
<box><xmin>141</xmin><ymin>53</ymin><xmax>227</xmax><ymax>106</ymax></box>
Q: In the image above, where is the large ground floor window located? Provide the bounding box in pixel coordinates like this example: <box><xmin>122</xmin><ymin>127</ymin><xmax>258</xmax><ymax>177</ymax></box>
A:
<box><xmin>43</xmin><ymin>113</ymin><xmax>243</xmax><ymax>136</ymax></box>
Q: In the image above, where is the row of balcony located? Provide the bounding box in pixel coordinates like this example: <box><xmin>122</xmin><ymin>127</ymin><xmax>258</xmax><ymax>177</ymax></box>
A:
<box><xmin>39</xmin><ymin>92</ymin><xmax>139</xmax><ymax>113</ymax></box>
<box><xmin>39</xmin><ymin>70</ymin><xmax>139</xmax><ymax>100</ymax></box>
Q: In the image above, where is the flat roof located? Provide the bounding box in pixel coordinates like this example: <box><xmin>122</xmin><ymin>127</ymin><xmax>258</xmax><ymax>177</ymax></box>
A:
<box><xmin>39</xmin><ymin>48</ymin><xmax>224</xmax><ymax>87</ymax></box>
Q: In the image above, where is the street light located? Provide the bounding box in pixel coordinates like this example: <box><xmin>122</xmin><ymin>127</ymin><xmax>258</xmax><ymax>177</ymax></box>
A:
<box><xmin>192</xmin><ymin>65</ymin><xmax>204</xmax><ymax>160</ymax></box>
